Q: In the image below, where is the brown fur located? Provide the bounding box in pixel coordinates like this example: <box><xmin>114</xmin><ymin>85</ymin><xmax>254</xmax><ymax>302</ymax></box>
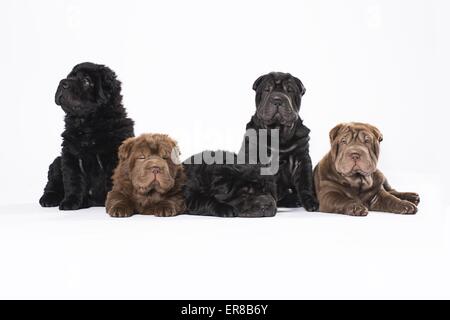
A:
<box><xmin>314</xmin><ymin>123</ymin><xmax>420</xmax><ymax>216</ymax></box>
<box><xmin>106</xmin><ymin>134</ymin><xmax>186</xmax><ymax>217</ymax></box>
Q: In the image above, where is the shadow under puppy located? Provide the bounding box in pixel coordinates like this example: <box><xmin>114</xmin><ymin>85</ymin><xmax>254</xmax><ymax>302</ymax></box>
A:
<box><xmin>106</xmin><ymin>133</ymin><xmax>186</xmax><ymax>217</ymax></box>
<box><xmin>314</xmin><ymin>122</ymin><xmax>420</xmax><ymax>216</ymax></box>
<box><xmin>183</xmin><ymin>151</ymin><xmax>277</xmax><ymax>217</ymax></box>
<box><xmin>39</xmin><ymin>62</ymin><xmax>134</xmax><ymax>210</ymax></box>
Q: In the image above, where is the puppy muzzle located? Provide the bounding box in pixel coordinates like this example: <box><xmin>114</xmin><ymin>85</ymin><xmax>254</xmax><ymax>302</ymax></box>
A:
<box><xmin>336</xmin><ymin>146</ymin><xmax>377</xmax><ymax>177</ymax></box>
<box><xmin>257</xmin><ymin>92</ymin><xmax>298</xmax><ymax>127</ymax></box>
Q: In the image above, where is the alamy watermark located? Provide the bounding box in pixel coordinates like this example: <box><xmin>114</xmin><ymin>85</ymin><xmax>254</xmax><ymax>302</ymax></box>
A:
<box><xmin>179</xmin><ymin>129</ymin><xmax>280</xmax><ymax>175</ymax></box>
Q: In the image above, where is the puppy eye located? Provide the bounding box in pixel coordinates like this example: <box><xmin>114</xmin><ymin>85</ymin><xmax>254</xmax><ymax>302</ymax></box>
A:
<box><xmin>241</xmin><ymin>187</ymin><xmax>255</xmax><ymax>194</ymax></box>
<box><xmin>341</xmin><ymin>139</ymin><xmax>347</xmax><ymax>145</ymax></box>
<box><xmin>82</xmin><ymin>78</ymin><xmax>91</xmax><ymax>87</ymax></box>
<box><xmin>264</xmin><ymin>86</ymin><xmax>272</xmax><ymax>92</ymax></box>
<box><xmin>364</xmin><ymin>137</ymin><xmax>371</xmax><ymax>144</ymax></box>
<box><xmin>286</xmin><ymin>86</ymin><xmax>294</xmax><ymax>93</ymax></box>
<box><xmin>137</xmin><ymin>155</ymin><xmax>145</xmax><ymax>160</ymax></box>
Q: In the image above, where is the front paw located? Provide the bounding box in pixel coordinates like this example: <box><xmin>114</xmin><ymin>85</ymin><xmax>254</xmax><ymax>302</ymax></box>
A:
<box><xmin>399</xmin><ymin>192</ymin><xmax>420</xmax><ymax>206</ymax></box>
<box><xmin>153</xmin><ymin>205</ymin><xmax>179</xmax><ymax>217</ymax></box>
<box><xmin>107</xmin><ymin>206</ymin><xmax>134</xmax><ymax>218</ymax></box>
<box><xmin>213</xmin><ymin>202</ymin><xmax>238</xmax><ymax>217</ymax></box>
<box><xmin>300</xmin><ymin>193</ymin><xmax>319</xmax><ymax>212</ymax></box>
<box><xmin>59</xmin><ymin>196</ymin><xmax>83</xmax><ymax>211</ymax></box>
<box><xmin>343</xmin><ymin>203</ymin><xmax>369</xmax><ymax>216</ymax></box>
<box><xmin>39</xmin><ymin>192</ymin><xmax>62</xmax><ymax>207</ymax></box>
<box><xmin>394</xmin><ymin>200</ymin><xmax>418</xmax><ymax>215</ymax></box>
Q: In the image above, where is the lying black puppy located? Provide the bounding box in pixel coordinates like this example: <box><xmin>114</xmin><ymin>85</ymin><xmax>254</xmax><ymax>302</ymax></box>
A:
<box><xmin>183</xmin><ymin>151</ymin><xmax>277</xmax><ymax>217</ymax></box>
<box><xmin>39</xmin><ymin>62</ymin><xmax>134</xmax><ymax>210</ymax></box>
<box><xmin>239</xmin><ymin>72</ymin><xmax>318</xmax><ymax>211</ymax></box>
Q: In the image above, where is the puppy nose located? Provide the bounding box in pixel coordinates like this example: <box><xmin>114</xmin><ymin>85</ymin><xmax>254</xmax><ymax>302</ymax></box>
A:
<box><xmin>351</xmin><ymin>153</ymin><xmax>360</xmax><ymax>161</ymax></box>
<box><xmin>270</xmin><ymin>96</ymin><xmax>283</xmax><ymax>107</ymax></box>
<box><xmin>151</xmin><ymin>166</ymin><xmax>161</xmax><ymax>175</ymax></box>
<box><xmin>60</xmin><ymin>80</ymin><xmax>70</xmax><ymax>89</ymax></box>
<box><xmin>260</xmin><ymin>203</ymin><xmax>275</xmax><ymax>216</ymax></box>
<box><xmin>259</xmin><ymin>200</ymin><xmax>274</xmax><ymax>211</ymax></box>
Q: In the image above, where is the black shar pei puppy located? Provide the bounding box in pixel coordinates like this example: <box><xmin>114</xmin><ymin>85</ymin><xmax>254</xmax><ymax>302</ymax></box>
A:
<box><xmin>183</xmin><ymin>151</ymin><xmax>277</xmax><ymax>217</ymax></box>
<box><xmin>239</xmin><ymin>72</ymin><xmax>318</xmax><ymax>211</ymax></box>
<box><xmin>39</xmin><ymin>62</ymin><xmax>134</xmax><ymax>210</ymax></box>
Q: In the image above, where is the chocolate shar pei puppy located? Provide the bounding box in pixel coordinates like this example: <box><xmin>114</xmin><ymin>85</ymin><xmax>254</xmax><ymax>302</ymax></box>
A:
<box><xmin>314</xmin><ymin>123</ymin><xmax>420</xmax><ymax>216</ymax></box>
<box><xmin>106</xmin><ymin>134</ymin><xmax>186</xmax><ymax>217</ymax></box>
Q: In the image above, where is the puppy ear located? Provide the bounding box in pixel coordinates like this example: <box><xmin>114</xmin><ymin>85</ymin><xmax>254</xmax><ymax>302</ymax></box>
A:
<box><xmin>118</xmin><ymin>137</ymin><xmax>135</xmax><ymax>162</ymax></box>
<box><xmin>97</xmin><ymin>83</ymin><xmax>108</xmax><ymax>103</ymax></box>
<box><xmin>252</xmin><ymin>74</ymin><xmax>267</xmax><ymax>91</ymax></box>
<box><xmin>170</xmin><ymin>144</ymin><xmax>182</xmax><ymax>165</ymax></box>
<box><xmin>329</xmin><ymin>123</ymin><xmax>345</xmax><ymax>144</ymax></box>
<box><xmin>368</xmin><ymin>124</ymin><xmax>383</xmax><ymax>142</ymax></box>
<box><xmin>99</xmin><ymin>66</ymin><xmax>121</xmax><ymax>103</ymax></box>
<box><xmin>292</xmin><ymin>76</ymin><xmax>306</xmax><ymax>96</ymax></box>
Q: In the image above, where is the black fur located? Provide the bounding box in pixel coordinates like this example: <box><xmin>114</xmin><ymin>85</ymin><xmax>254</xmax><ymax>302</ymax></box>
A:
<box><xmin>239</xmin><ymin>72</ymin><xmax>318</xmax><ymax>211</ymax></box>
<box><xmin>39</xmin><ymin>62</ymin><xmax>134</xmax><ymax>210</ymax></box>
<box><xmin>183</xmin><ymin>151</ymin><xmax>277</xmax><ymax>217</ymax></box>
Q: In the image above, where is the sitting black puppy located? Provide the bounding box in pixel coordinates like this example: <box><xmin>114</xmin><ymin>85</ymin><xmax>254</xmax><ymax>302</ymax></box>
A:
<box><xmin>183</xmin><ymin>151</ymin><xmax>277</xmax><ymax>217</ymax></box>
<box><xmin>39</xmin><ymin>62</ymin><xmax>134</xmax><ymax>210</ymax></box>
<box><xmin>239</xmin><ymin>72</ymin><xmax>318</xmax><ymax>211</ymax></box>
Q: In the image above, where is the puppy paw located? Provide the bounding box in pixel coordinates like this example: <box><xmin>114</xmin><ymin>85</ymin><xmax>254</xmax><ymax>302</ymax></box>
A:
<box><xmin>277</xmin><ymin>193</ymin><xmax>301</xmax><ymax>208</ymax></box>
<box><xmin>213</xmin><ymin>203</ymin><xmax>238</xmax><ymax>217</ymax></box>
<box><xmin>301</xmin><ymin>194</ymin><xmax>319</xmax><ymax>212</ymax></box>
<box><xmin>261</xmin><ymin>205</ymin><xmax>277</xmax><ymax>217</ymax></box>
<box><xmin>395</xmin><ymin>200</ymin><xmax>418</xmax><ymax>215</ymax></box>
<box><xmin>39</xmin><ymin>192</ymin><xmax>62</xmax><ymax>207</ymax></box>
<box><xmin>153</xmin><ymin>205</ymin><xmax>179</xmax><ymax>217</ymax></box>
<box><xmin>59</xmin><ymin>196</ymin><xmax>83</xmax><ymax>211</ymax></box>
<box><xmin>108</xmin><ymin>206</ymin><xmax>134</xmax><ymax>218</ymax></box>
<box><xmin>398</xmin><ymin>192</ymin><xmax>420</xmax><ymax>206</ymax></box>
<box><xmin>343</xmin><ymin>203</ymin><xmax>369</xmax><ymax>216</ymax></box>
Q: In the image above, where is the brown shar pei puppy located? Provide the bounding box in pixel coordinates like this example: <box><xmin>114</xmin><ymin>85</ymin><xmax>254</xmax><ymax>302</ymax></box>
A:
<box><xmin>106</xmin><ymin>133</ymin><xmax>186</xmax><ymax>217</ymax></box>
<box><xmin>314</xmin><ymin>123</ymin><xmax>420</xmax><ymax>216</ymax></box>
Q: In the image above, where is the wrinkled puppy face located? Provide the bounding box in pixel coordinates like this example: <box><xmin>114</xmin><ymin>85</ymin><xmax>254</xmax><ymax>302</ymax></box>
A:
<box><xmin>329</xmin><ymin>123</ymin><xmax>383</xmax><ymax>177</ymax></box>
<box><xmin>55</xmin><ymin>62</ymin><xmax>120</xmax><ymax>116</ymax></box>
<box><xmin>252</xmin><ymin>72</ymin><xmax>306</xmax><ymax>128</ymax></box>
<box><xmin>213</xmin><ymin>165</ymin><xmax>277</xmax><ymax>216</ymax></box>
<box><xmin>119</xmin><ymin>134</ymin><xmax>181</xmax><ymax>196</ymax></box>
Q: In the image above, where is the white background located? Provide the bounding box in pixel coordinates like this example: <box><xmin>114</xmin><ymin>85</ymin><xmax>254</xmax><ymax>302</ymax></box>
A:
<box><xmin>0</xmin><ymin>0</ymin><xmax>449</xmax><ymax>299</ymax></box>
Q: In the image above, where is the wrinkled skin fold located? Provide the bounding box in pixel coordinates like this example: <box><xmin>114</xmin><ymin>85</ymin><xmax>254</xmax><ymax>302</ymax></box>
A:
<box><xmin>106</xmin><ymin>133</ymin><xmax>186</xmax><ymax>217</ymax></box>
<box><xmin>183</xmin><ymin>151</ymin><xmax>278</xmax><ymax>218</ymax></box>
<box><xmin>238</xmin><ymin>72</ymin><xmax>318</xmax><ymax>212</ymax></box>
<box><xmin>314</xmin><ymin>122</ymin><xmax>420</xmax><ymax>216</ymax></box>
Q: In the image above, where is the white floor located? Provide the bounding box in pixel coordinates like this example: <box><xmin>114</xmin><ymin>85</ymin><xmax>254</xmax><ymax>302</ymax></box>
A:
<box><xmin>1</xmin><ymin>198</ymin><xmax>448</xmax><ymax>300</ymax></box>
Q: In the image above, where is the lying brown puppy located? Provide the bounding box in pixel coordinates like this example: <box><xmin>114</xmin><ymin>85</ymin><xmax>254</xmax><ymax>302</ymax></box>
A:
<box><xmin>314</xmin><ymin>123</ymin><xmax>420</xmax><ymax>216</ymax></box>
<box><xmin>106</xmin><ymin>134</ymin><xmax>186</xmax><ymax>217</ymax></box>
